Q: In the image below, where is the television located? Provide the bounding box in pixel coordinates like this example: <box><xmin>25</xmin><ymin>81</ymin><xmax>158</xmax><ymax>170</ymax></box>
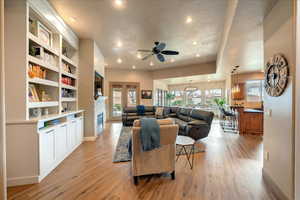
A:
<box><xmin>94</xmin><ymin>71</ymin><xmax>103</xmax><ymax>100</ymax></box>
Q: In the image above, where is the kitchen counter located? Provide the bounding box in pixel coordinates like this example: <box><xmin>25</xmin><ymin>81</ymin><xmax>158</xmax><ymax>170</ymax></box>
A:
<box><xmin>232</xmin><ymin>107</ymin><xmax>264</xmax><ymax>135</ymax></box>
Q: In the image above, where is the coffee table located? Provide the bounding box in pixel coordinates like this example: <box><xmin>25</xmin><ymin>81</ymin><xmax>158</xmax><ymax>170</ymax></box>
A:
<box><xmin>176</xmin><ymin>135</ymin><xmax>196</xmax><ymax>169</ymax></box>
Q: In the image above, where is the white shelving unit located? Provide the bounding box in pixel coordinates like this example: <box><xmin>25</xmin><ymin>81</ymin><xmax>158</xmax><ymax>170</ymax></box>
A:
<box><xmin>5</xmin><ymin>0</ymin><xmax>84</xmax><ymax>187</ymax></box>
<box><xmin>25</xmin><ymin>6</ymin><xmax>79</xmax><ymax>119</ymax></box>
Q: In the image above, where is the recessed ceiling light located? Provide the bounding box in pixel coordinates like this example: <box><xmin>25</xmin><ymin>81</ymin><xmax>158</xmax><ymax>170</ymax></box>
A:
<box><xmin>117</xmin><ymin>58</ymin><xmax>122</xmax><ymax>64</ymax></box>
<box><xmin>115</xmin><ymin>0</ymin><xmax>123</xmax><ymax>6</ymax></box>
<box><xmin>170</xmin><ymin>58</ymin><xmax>175</xmax><ymax>63</ymax></box>
<box><xmin>69</xmin><ymin>17</ymin><xmax>76</xmax><ymax>22</ymax></box>
<box><xmin>208</xmin><ymin>80</ymin><xmax>211</xmax><ymax>82</ymax></box>
<box><xmin>150</xmin><ymin>61</ymin><xmax>154</xmax><ymax>66</ymax></box>
<box><xmin>196</xmin><ymin>54</ymin><xmax>200</xmax><ymax>57</ymax></box>
<box><xmin>186</xmin><ymin>16</ymin><xmax>192</xmax><ymax>24</ymax></box>
<box><xmin>132</xmin><ymin>65</ymin><xmax>136</xmax><ymax>69</ymax></box>
<box><xmin>104</xmin><ymin>63</ymin><xmax>108</xmax><ymax>67</ymax></box>
<box><xmin>137</xmin><ymin>53</ymin><xmax>142</xmax><ymax>59</ymax></box>
<box><xmin>116</xmin><ymin>40</ymin><xmax>123</xmax><ymax>48</ymax></box>
<box><xmin>193</xmin><ymin>41</ymin><xmax>197</xmax><ymax>45</ymax></box>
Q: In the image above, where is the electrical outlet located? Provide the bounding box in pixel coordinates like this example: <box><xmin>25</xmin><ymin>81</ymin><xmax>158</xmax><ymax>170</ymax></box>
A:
<box><xmin>264</xmin><ymin>151</ymin><xmax>270</xmax><ymax>161</ymax></box>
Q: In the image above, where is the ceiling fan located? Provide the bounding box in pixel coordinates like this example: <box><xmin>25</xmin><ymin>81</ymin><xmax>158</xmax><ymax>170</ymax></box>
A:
<box><xmin>137</xmin><ymin>41</ymin><xmax>179</xmax><ymax>62</ymax></box>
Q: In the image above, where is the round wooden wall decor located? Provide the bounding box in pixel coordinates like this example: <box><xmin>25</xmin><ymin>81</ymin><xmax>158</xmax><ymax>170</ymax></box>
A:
<box><xmin>264</xmin><ymin>54</ymin><xmax>289</xmax><ymax>97</ymax></box>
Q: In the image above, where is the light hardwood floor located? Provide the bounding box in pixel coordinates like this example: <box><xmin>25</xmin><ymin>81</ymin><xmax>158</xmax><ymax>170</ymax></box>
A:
<box><xmin>8</xmin><ymin>121</ymin><xmax>278</xmax><ymax>200</ymax></box>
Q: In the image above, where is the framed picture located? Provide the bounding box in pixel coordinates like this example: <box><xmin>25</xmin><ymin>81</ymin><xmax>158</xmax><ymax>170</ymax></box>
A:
<box><xmin>141</xmin><ymin>90</ymin><xmax>152</xmax><ymax>99</ymax></box>
<box><xmin>37</xmin><ymin>21</ymin><xmax>52</xmax><ymax>47</ymax></box>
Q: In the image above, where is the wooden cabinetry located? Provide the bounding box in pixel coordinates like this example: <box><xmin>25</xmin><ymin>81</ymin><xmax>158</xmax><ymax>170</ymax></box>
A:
<box><xmin>242</xmin><ymin>111</ymin><xmax>263</xmax><ymax>135</ymax></box>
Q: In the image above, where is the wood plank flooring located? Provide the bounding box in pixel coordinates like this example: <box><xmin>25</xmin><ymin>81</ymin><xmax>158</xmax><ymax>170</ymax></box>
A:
<box><xmin>8</xmin><ymin>121</ymin><xmax>278</xmax><ymax>200</ymax></box>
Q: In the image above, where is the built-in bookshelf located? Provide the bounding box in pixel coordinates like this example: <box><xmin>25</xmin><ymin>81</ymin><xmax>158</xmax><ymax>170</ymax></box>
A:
<box><xmin>26</xmin><ymin>6</ymin><xmax>79</xmax><ymax>119</ymax></box>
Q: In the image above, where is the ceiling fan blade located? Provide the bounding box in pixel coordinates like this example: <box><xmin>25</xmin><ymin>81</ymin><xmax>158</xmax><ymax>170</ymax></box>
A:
<box><xmin>142</xmin><ymin>53</ymin><xmax>154</xmax><ymax>60</ymax></box>
<box><xmin>137</xmin><ymin>49</ymin><xmax>152</xmax><ymax>52</ymax></box>
<box><xmin>161</xmin><ymin>50</ymin><xmax>179</xmax><ymax>55</ymax></box>
<box><xmin>157</xmin><ymin>54</ymin><xmax>165</xmax><ymax>62</ymax></box>
<box><xmin>156</xmin><ymin>42</ymin><xmax>166</xmax><ymax>51</ymax></box>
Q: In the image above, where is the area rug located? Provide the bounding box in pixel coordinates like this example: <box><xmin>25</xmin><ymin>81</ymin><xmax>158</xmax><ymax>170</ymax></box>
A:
<box><xmin>113</xmin><ymin>127</ymin><xmax>204</xmax><ymax>163</ymax></box>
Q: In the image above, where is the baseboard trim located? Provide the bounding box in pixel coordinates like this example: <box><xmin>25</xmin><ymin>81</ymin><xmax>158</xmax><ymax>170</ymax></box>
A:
<box><xmin>7</xmin><ymin>176</ymin><xmax>39</xmax><ymax>187</ymax></box>
<box><xmin>83</xmin><ymin>136</ymin><xmax>97</xmax><ymax>141</ymax></box>
<box><xmin>262</xmin><ymin>169</ymin><xmax>289</xmax><ymax>200</ymax></box>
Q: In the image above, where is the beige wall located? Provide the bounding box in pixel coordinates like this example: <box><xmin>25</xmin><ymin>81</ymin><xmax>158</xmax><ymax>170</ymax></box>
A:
<box><xmin>0</xmin><ymin>0</ymin><xmax>6</xmax><ymax>198</ymax></box>
<box><xmin>78</xmin><ymin>40</ymin><xmax>105</xmax><ymax>138</ymax></box>
<box><xmin>168</xmin><ymin>80</ymin><xmax>226</xmax><ymax>92</ymax></box>
<box><xmin>151</xmin><ymin>61</ymin><xmax>216</xmax><ymax>80</ymax></box>
<box><xmin>263</xmin><ymin>0</ymin><xmax>295</xmax><ymax>199</ymax></box>
<box><xmin>105</xmin><ymin>68</ymin><xmax>153</xmax><ymax>119</ymax></box>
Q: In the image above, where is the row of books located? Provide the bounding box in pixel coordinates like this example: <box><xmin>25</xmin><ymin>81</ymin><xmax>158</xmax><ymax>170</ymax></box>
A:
<box><xmin>28</xmin><ymin>84</ymin><xmax>52</xmax><ymax>102</ymax></box>
<box><xmin>61</xmin><ymin>76</ymin><xmax>74</xmax><ymax>86</ymax></box>
<box><xmin>28</xmin><ymin>63</ymin><xmax>46</xmax><ymax>79</ymax></box>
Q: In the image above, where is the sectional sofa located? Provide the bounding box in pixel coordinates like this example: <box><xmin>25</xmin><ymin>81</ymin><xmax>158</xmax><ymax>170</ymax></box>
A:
<box><xmin>122</xmin><ymin>106</ymin><xmax>214</xmax><ymax>141</ymax></box>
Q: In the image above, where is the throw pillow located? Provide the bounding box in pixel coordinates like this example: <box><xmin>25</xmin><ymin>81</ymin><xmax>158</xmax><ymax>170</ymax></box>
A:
<box><xmin>155</xmin><ymin>107</ymin><xmax>164</xmax><ymax>117</ymax></box>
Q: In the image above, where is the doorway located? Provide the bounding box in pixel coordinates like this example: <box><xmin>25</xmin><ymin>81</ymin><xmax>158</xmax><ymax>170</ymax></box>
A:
<box><xmin>109</xmin><ymin>82</ymin><xmax>140</xmax><ymax>120</ymax></box>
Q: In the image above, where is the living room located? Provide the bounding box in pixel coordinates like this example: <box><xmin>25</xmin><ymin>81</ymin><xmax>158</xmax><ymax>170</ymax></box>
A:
<box><xmin>0</xmin><ymin>0</ymin><xmax>299</xmax><ymax>200</ymax></box>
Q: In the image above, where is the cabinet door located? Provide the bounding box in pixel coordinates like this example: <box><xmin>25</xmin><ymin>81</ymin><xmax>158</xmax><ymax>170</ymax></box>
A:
<box><xmin>39</xmin><ymin>128</ymin><xmax>56</xmax><ymax>176</ymax></box>
<box><xmin>56</xmin><ymin>123</ymin><xmax>68</xmax><ymax>161</ymax></box>
<box><xmin>76</xmin><ymin>117</ymin><xmax>84</xmax><ymax>146</ymax></box>
<box><xmin>67</xmin><ymin>119</ymin><xmax>77</xmax><ymax>151</ymax></box>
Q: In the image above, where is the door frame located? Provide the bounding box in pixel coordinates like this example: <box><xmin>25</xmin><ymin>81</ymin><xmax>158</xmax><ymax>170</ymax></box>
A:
<box><xmin>108</xmin><ymin>82</ymin><xmax>140</xmax><ymax>120</ymax></box>
<box><xmin>0</xmin><ymin>0</ymin><xmax>6</xmax><ymax>198</ymax></box>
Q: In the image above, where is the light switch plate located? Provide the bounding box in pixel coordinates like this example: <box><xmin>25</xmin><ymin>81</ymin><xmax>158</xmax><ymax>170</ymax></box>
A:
<box><xmin>264</xmin><ymin>151</ymin><xmax>270</xmax><ymax>161</ymax></box>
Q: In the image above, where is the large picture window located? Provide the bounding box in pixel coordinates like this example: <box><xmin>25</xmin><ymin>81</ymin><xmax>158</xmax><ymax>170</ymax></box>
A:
<box><xmin>245</xmin><ymin>80</ymin><xmax>264</xmax><ymax>102</ymax></box>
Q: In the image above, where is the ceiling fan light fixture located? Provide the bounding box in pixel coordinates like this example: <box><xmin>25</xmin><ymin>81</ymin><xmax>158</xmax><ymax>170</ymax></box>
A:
<box><xmin>170</xmin><ymin>58</ymin><xmax>175</xmax><ymax>63</ymax></box>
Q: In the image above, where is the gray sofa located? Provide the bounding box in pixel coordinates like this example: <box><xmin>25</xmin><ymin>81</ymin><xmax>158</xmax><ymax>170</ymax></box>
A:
<box><xmin>122</xmin><ymin>106</ymin><xmax>214</xmax><ymax>141</ymax></box>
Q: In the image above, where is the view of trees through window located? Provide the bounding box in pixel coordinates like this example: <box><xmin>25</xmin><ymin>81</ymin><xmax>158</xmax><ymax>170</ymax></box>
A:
<box><xmin>167</xmin><ymin>88</ymin><xmax>223</xmax><ymax>107</ymax></box>
<box><xmin>246</xmin><ymin>80</ymin><xmax>264</xmax><ymax>102</ymax></box>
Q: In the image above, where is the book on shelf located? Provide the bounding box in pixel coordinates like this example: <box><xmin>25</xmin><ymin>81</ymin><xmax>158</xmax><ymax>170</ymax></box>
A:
<box><xmin>28</xmin><ymin>63</ymin><xmax>46</xmax><ymax>79</ymax></box>
<box><xmin>29</xmin><ymin>84</ymin><xmax>40</xmax><ymax>102</ymax></box>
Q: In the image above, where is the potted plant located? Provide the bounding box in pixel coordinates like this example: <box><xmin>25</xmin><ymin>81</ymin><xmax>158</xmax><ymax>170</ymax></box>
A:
<box><xmin>214</xmin><ymin>98</ymin><xmax>226</xmax><ymax>108</ymax></box>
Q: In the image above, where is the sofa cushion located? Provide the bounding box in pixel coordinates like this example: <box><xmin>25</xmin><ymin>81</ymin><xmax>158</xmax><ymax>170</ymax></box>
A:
<box><xmin>177</xmin><ymin>114</ymin><xmax>190</xmax><ymax>122</ymax></box>
<box><xmin>145</xmin><ymin>106</ymin><xmax>155</xmax><ymax>112</ymax></box>
<box><xmin>144</xmin><ymin>112</ymin><xmax>155</xmax><ymax>115</ymax></box>
<box><xmin>190</xmin><ymin>109</ymin><xmax>214</xmax><ymax>125</ymax></box>
<box><xmin>173</xmin><ymin>118</ymin><xmax>188</xmax><ymax>131</ymax></box>
<box><xmin>170</xmin><ymin>107</ymin><xmax>179</xmax><ymax>113</ymax></box>
<box><xmin>188</xmin><ymin>119</ymin><xmax>208</xmax><ymax>126</ymax></box>
<box><xmin>163</xmin><ymin>107</ymin><xmax>171</xmax><ymax>116</ymax></box>
<box><xmin>124</xmin><ymin>107</ymin><xmax>137</xmax><ymax>113</ymax></box>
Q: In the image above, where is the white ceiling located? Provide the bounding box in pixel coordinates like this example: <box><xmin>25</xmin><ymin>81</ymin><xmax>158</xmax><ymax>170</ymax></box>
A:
<box><xmin>49</xmin><ymin>0</ymin><xmax>275</xmax><ymax>84</ymax></box>
<box><xmin>49</xmin><ymin>0</ymin><xmax>227</xmax><ymax>70</ymax></box>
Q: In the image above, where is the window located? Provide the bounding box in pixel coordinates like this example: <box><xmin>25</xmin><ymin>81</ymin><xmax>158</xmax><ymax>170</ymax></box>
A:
<box><xmin>170</xmin><ymin>90</ymin><xmax>184</xmax><ymax>106</ymax></box>
<box><xmin>186</xmin><ymin>90</ymin><xmax>202</xmax><ymax>107</ymax></box>
<box><xmin>155</xmin><ymin>89</ymin><xmax>167</xmax><ymax>106</ymax></box>
<box><xmin>204</xmin><ymin>89</ymin><xmax>222</xmax><ymax>105</ymax></box>
<box><xmin>246</xmin><ymin>80</ymin><xmax>264</xmax><ymax>102</ymax></box>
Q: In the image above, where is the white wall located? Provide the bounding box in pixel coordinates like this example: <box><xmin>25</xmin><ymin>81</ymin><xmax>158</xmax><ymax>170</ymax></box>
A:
<box><xmin>263</xmin><ymin>0</ymin><xmax>295</xmax><ymax>199</ymax></box>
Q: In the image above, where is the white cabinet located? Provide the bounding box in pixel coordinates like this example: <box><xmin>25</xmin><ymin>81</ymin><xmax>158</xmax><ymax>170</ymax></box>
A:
<box><xmin>38</xmin><ymin>117</ymin><xmax>84</xmax><ymax>180</ymax></box>
<box><xmin>39</xmin><ymin>128</ymin><xmax>56</xmax><ymax>177</ymax></box>
<box><xmin>56</xmin><ymin>123</ymin><xmax>68</xmax><ymax>162</ymax></box>
<box><xmin>68</xmin><ymin>119</ymin><xmax>77</xmax><ymax>151</ymax></box>
<box><xmin>76</xmin><ymin>117</ymin><xmax>84</xmax><ymax>146</ymax></box>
